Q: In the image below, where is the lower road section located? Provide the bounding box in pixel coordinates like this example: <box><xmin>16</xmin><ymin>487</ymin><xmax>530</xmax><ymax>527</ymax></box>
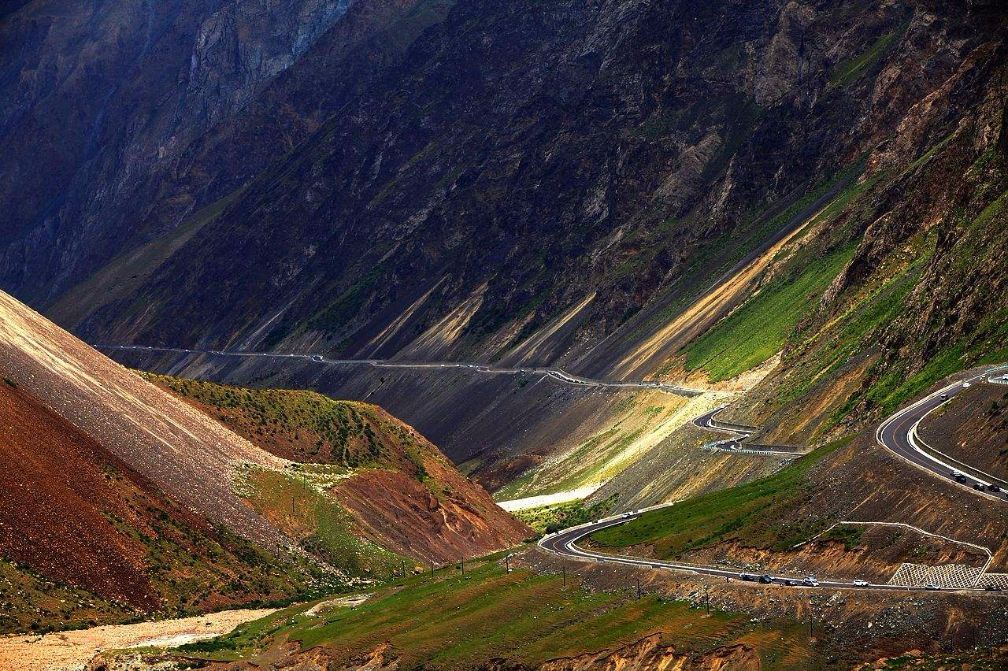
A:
<box><xmin>539</xmin><ymin>514</ymin><xmax>991</xmax><ymax>594</ymax></box>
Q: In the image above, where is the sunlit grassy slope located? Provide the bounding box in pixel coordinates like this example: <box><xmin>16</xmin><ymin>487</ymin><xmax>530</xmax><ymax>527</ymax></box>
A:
<box><xmin>590</xmin><ymin>440</ymin><xmax>847</xmax><ymax>556</ymax></box>
<box><xmin>180</xmin><ymin>555</ymin><xmax>816</xmax><ymax>670</ymax></box>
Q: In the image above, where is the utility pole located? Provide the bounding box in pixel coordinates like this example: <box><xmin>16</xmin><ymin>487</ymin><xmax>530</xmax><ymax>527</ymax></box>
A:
<box><xmin>460</xmin><ymin>557</ymin><xmax>465</xmax><ymax>576</ymax></box>
<box><xmin>705</xmin><ymin>586</ymin><xmax>710</xmax><ymax>614</ymax></box>
<box><xmin>636</xmin><ymin>575</ymin><xmax>641</xmax><ymax>599</ymax></box>
<box><xmin>562</xmin><ymin>560</ymin><xmax>567</xmax><ymax>588</ymax></box>
<box><xmin>505</xmin><ymin>554</ymin><xmax>510</xmax><ymax>573</ymax></box>
<box><xmin>808</xmin><ymin>600</ymin><xmax>813</xmax><ymax>639</ymax></box>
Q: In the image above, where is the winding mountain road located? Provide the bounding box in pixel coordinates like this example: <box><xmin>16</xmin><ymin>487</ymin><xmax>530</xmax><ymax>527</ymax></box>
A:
<box><xmin>104</xmin><ymin>342</ymin><xmax>1004</xmax><ymax>592</ymax></box>
<box><xmin>540</xmin><ymin>367</ymin><xmax>1008</xmax><ymax>593</ymax></box>
<box><xmin>539</xmin><ymin>516</ymin><xmax>939</xmax><ymax>592</ymax></box>
<box><xmin>876</xmin><ymin>366</ymin><xmax>1008</xmax><ymax>502</ymax></box>
<box><xmin>98</xmin><ymin>345</ymin><xmax>703</xmax><ymax>397</ymax></box>
<box><xmin>692</xmin><ymin>406</ymin><xmax>803</xmax><ymax>456</ymax></box>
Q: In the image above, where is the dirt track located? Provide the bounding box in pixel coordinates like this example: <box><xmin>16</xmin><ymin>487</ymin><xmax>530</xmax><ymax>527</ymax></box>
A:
<box><xmin>0</xmin><ymin>608</ymin><xmax>274</xmax><ymax>671</ymax></box>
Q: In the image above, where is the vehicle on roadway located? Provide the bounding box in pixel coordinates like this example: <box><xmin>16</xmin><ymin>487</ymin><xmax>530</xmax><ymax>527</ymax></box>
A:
<box><xmin>741</xmin><ymin>573</ymin><xmax>758</xmax><ymax>582</ymax></box>
<box><xmin>925</xmin><ymin>584</ymin><xmax>941</xmax><ymax>590</ymax></box>
<box><xmin>803</xmin><ymin>576</ymin><xmax>819</xmax><ymax>587</ymax></box>
<box><xmin>853</xmin><ymin>579</ymin><xmax>869</xmax><ymax>587</ymax></box>
<box><xmin>973</xmin><ymin>484</ymin><xmax>985</xmax><ymax>491</ymax></box>
<box><xmin>312</xmin><ymin>355</ymin><xmax>324</xmax><ymax>362</ymax></box>
<box><xmin>759</xmin><ymin>574</ymin><xmax>773</xmax><ymax>584</ymax></box>
<box><xmin>940</xmin><ymin>393</ymin><xmax>949</xmax><ymax>401</ymax></box>
<box><xmin>988</xmin><ymin>484</ymin><xmax>1002</xmax><ymax>492</ymax></box>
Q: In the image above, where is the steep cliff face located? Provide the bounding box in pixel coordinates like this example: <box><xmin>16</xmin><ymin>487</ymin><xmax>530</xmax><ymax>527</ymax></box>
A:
<box><xmin>0</xmin><ymin>0</ymin><xmax>354</xmax><ymax>303</ymax></box>
<box><xmin>53</xmin><ymin>0</ymin><xmax>1005</xmax><ymax>385</ymax></box>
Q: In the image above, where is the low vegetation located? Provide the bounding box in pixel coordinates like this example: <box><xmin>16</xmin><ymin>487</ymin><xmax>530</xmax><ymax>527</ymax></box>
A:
<box><xmin>589</xmin><ymin>439</ymin><xmax>847</xmax><ymax>556</ymax></box>
<box><xmin>178</xmin><ymin>554</ymin><xmax>816</xmax><ymax>669</ymax></box>
<box><xmin>514</xmin><ymin>497</ymin><xmax>616</xmax><ymax>535</ymax></box>
<box><xmin>238</xmin><ymin>466</ymin><xmax>406</xmax><ymax>579</ymax></box>
<box><xmin>683</xmin><ymin>244</ymin><xmax>855</xmax><ymax>382</ymax></box>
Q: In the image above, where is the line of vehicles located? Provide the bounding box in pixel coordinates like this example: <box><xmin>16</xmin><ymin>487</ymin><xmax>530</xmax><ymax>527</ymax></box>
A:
<box><xmin>950</xmin><ymin>470</ymin><xmax>1003</xmax><ymax>493</ymax></box>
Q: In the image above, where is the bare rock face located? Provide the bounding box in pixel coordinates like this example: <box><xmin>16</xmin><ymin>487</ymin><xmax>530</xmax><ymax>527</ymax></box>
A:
<box><xmin>539</xmin><ymin>635</ymin><xmax>759</xmax><ymax>671</ymax></box>
<box><xmin>0</xmin><ymin>0</ymin><xmax>354</xmax><ymax>303</ymax></box>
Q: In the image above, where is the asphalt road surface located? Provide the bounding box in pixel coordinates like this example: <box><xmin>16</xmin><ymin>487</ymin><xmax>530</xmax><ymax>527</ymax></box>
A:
<box><xmin>876</xmin><ymin>366</ymin><xmax>1008</xmax><ymax>503</ymax></box>
<box><xmin>99</xmin><ymin>345</ymin><xmax>703</xmax><ymax>397</ymax></box>
<box><xmin>692</xmin><ymin>406</ymin><xmax>799</xmax><ymax>456</ymax></box>
<box><xmin>538</xmin><ymin>515</ymin><xmax>980</xmax><ymax>593</ymax></box>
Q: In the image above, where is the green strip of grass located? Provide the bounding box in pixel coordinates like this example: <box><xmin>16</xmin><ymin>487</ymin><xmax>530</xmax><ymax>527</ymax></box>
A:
<box><xmin>182</xmin><ymin>556</ymin><xmax>813</xmax><ymax>669</ymax></box>
<box><xmin>590</xmin><ymin>439</ymin><xmax>848</xmax><ymax>556</ymax></box>
<box><xmin>683</xmin><ymin>244</ymin><xmax>855</xmax><ymax>382</ymax></box>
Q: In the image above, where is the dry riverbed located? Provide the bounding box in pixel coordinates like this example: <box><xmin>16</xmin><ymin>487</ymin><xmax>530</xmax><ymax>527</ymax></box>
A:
<box><xmin>0</xmin><ymin>608</ymin><xmax>275</xmax><ymax>671</ymax></box>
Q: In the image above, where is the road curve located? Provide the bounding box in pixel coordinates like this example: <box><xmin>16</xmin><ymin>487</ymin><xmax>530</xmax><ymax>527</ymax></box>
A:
<box><xmin>97</xmin><ymin>345</ymin><xmax>704</xmax><ymax>397</ymax></box>
<box><xmin>542</xmin><ymin>371</ymin><xmax>1008</xmax><ymax>593</ymax></box>
<box><xmin>692</xmin><ymin>406</ymin><xmax>800</xmax><ymax>456</ymax></box>
<box><xmin>876</xmin><ymin>366</ymin><xmax>1008</xmax><ymax>503</ymax></box>
<box><xmin>538</xmin><ymin>514</ymin><xmax>986</xmax><ymax>593</ymax></box>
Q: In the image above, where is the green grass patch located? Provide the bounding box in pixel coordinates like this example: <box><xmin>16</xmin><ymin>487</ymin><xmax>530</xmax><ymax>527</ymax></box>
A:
<box><xmin>829</xmin><ymin>31</ymin><xmax>899</xmax><ymax>89</ymax></box>
<box><xmin>821</xmin><ymin>524</ymin><xmax>865</xmax><ymax>550</ymax></box>
<box><xmin>683</xmin><ymin>244</ymin><xmax>855</xmax><ymax>382</ymax></box>
<box><xmin>241</xmin><ymin>467</ymin><xmax>406</xmax><ymax>579</ymax></box>
<box><xmin>514</xmin><ymin>497</ymin><xmax>617</xmax><ymax>535</ymax></box>
<box><xmin>181</xmin><ymin>556</ymin><xmax>813</xmax><ymax>669</ymax></box>
<box><xmin>590</xmin><ymin>439</ymin><xmax>848</xmax><ymax>556</ymax></box>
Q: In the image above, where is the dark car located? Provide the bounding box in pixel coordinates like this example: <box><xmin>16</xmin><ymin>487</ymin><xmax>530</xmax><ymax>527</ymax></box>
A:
<box><xmin>740</xmin><ymin>574</ymin><xmax>757</xmax><ymax>582</ymax></box>
<box><xmin>988</xmin><ymin>484</ymin><xmax>1002</xmax><ymax>493</ymax></box>
<box><xmin>984</xmin><ymin>585</ymin><xmax>1002</xmax><ymax>591</ymax></box>
<box><xmin>973</xmin><ymin>483</ymin><xmax>984</xmax><ymax>491</ymax></box>
<box><xmin>759</xmin><ymin>575</ymin><xmax>773</xmax><ymax>584</ymax></box>
<box><xmin>785</xmin><ymin>579</ymin><xmax>798</xmax><ymax>586</ymax></box>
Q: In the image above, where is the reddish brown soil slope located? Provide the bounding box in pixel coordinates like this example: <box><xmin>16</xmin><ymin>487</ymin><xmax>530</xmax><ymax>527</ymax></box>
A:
<box><xmin>919</xmin><ymin>382</ymin><xmax>1008</xmax><ymax>481</ymax></box>
<box><xmin>333</xmin><ymin>418</ymin><xmax>532</xmax><ymax>564</ymax></box>
<box><xmin>0</xmin><ymin>291</ymin><xmax>287</xmax><ymax>548</ymax></box>
<box><xmin>147</xmin><ymin>374</ymin><xmax>530</xmax><ymax>564</ymax></box>
<box><xmin>0</xmin><ymin>382</ymin><xmax>158</xmax><ymax>609</ymax></box>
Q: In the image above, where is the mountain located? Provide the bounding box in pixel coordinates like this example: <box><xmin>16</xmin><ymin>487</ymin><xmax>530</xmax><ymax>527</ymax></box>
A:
<box><xmin>0</xmin><ymin>0</ymin><xmax>356</xmax><ymax>304</ymax></box>
<box><xmin>146</xmin><ymin>374</ymin><xmax>530</xmax><ymax>564</ymax></box>
<box><xmin>0</xmin><ymin>289</ymin><xmax>525</xmax><ymax>632</ymax></box>
<box><xmin>39</xmin><ymin>0</ymin><xmax>1002</xmax><ymax>385</ymax></box>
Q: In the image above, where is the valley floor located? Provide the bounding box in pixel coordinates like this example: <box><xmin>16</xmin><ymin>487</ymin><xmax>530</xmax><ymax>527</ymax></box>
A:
<box><xmin>0</xmin><ymin>607</ymin><xmax>274</xmax><ymax>671</ymax></box>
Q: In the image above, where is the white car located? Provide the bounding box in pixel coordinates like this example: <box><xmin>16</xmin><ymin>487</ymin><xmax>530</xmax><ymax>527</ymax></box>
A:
<box><xmin>853</xmin><ymin>579</ymin><xmax>869</xmax><ymax>587</ymax></box>
<box><xmin>803</xmin><ymin>576</ymin><xmax>820</xmax><ymax>587</ymax></box>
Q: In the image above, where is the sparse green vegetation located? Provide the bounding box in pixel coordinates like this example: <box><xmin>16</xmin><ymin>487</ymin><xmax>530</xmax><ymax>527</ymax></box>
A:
<box><xmin>239</xmin><ymin>467</ymin><xmax>406</xmax><ymax>579</ymax></box>
<box><xmin>821</xmin><ymin>524</ymin><xmax>865</xmax><ymax>551</ymax></box>
<box><xmin>829</xmin><ymin>30</ymin><xmax>900</xmax><ymax>89</ymax></box>
<box><xmin>590</xmin><ymin>439</ymin><xmax>848</xmax><ymax>556</ymax></box>
<box><xmin>514</xmin><ymin>497</ymin><xmax>616</xmax><ymax>535</ymax></box>
<box><xmin>683</xmin><ymin>244</ymin><xmax>856</xmax><ymax>382</ymax></box>
<box><xmin>179</xmin><ymin>555</ymin><xmax>815</xmax><ymax>669</ymax></box>
<box><xmin>144</xmin><ymin>373</ymin><xmax>407</xmax><ymax>467</ymax></box>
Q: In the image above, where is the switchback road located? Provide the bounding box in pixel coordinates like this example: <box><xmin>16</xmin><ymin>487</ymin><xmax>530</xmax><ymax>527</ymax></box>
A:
<box><xmin>538</xmin><ymin>514</ymin><xmax>986</xmax><ymax>593</ymax></box>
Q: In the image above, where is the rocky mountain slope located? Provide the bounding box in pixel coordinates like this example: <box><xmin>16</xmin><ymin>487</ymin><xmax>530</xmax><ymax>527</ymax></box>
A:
<box><xmin>0</xmin><ymin>289</ymin><xmax>525</xmax><ymax>631</ymax></box>
<box><xmin>28</xmin><ymin>0</ymin><xmax>997</xmax><ymax>381</ymax></box>
<box><xmin>147</xmin><ymin>374</ymin><xmax>530</xmax><ymax>563</ymax></box>
<box><xmin>0</xmin><ymin>0</ymin><xmax>357</xmax><ymax>304</ymax></box>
